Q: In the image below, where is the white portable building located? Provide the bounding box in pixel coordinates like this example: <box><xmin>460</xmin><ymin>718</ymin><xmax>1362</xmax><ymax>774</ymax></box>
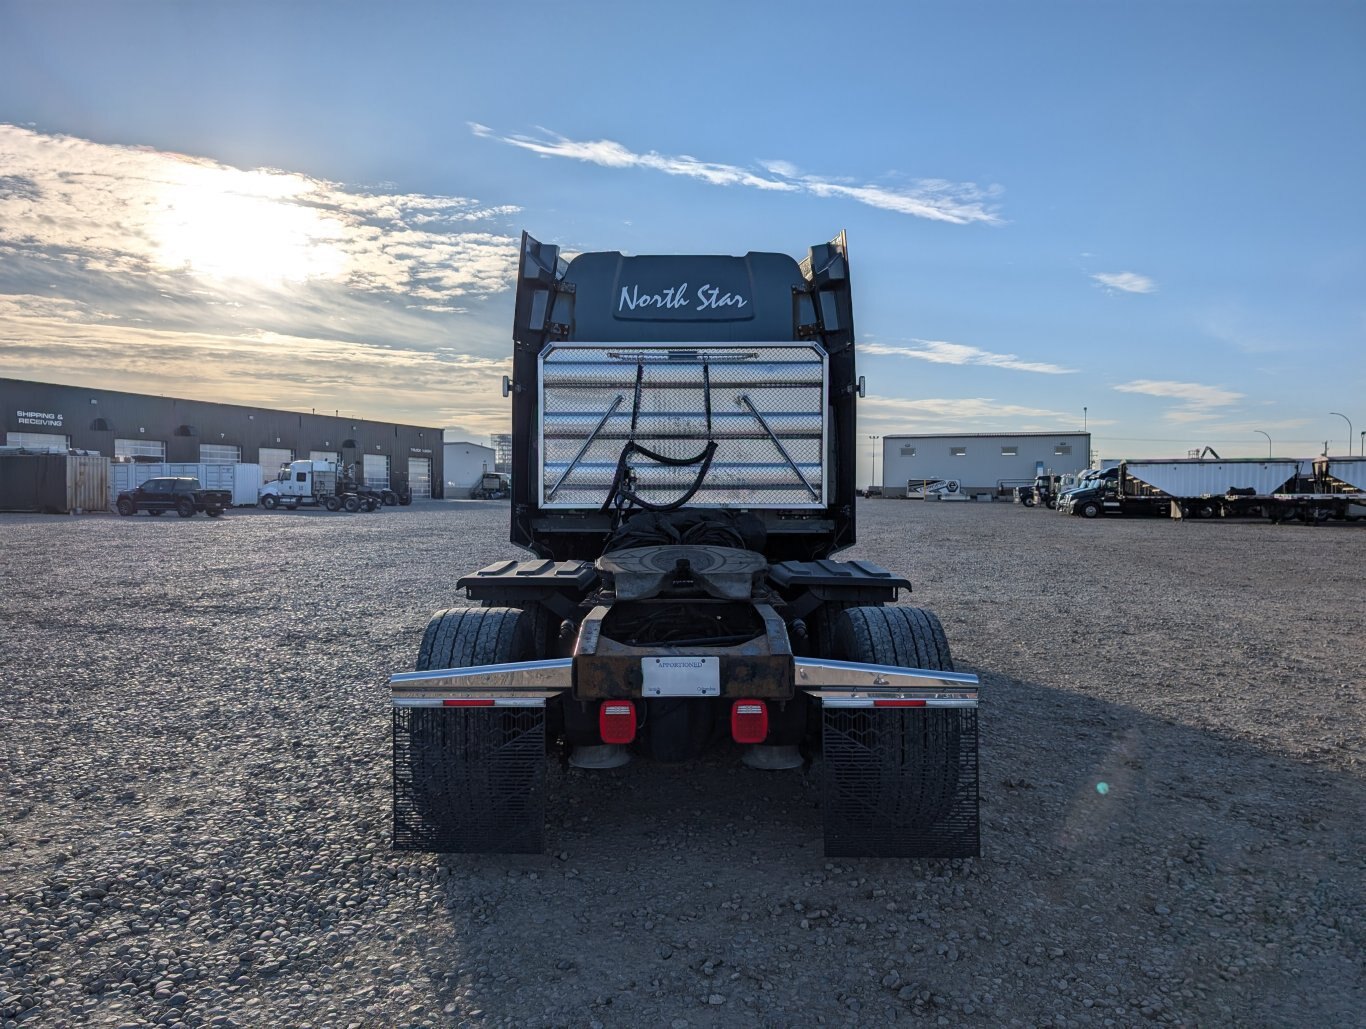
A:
<box><xmin>444</xmin><ymin>441</ymin><xmax>497</xmax><ymax>498</ymax></box>
<box><xmin>882</xmin><ymin>432</ymin><xmax>1091</xmax><ymax>498</ymax></box>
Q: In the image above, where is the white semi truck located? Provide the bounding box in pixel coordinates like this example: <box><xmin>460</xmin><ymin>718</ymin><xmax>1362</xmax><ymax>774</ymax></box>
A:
<box><xmin>258</xmin><ymin>460</ymin><xmax>377</xmax><ymax>512</ymax></box>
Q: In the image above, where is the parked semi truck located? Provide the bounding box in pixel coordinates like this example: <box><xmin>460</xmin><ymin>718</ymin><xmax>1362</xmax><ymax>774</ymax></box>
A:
<box><xmin>259</xmin><ymin>460</ymin><xmax>378</xmax><ymax>512</ymax></box>
<box><xmin>390</xmin><ymin>232</ymin><xmax>981</xmax><ymax>858</ymax></box>
<box><xmin>470</xmin><ymin>472</ymin><xmax>509</xmax><ymax>499</ymax></box>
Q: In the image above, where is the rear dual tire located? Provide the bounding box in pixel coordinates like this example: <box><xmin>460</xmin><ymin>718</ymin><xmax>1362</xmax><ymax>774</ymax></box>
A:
<box><xmin>822</xmin><ymin>606</ymin><xmax>973</xmax><ymax>857</ymax></box>
<box><xmin>397</xmin><ymin>608</ymin><xmax>543</xmax><ymax>853</ymax></box>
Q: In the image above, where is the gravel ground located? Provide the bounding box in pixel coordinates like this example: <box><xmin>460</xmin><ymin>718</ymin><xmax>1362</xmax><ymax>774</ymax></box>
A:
<box><xmin>1</xmin><ymin>500</ymin><xmax>1362</xmax><ymax>1028</ymax></box>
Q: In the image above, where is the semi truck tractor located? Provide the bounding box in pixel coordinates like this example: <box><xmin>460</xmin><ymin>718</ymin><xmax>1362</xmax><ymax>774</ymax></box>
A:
<box><xmin>259</xmin><ymin>459</ymin><xmax>376</xmax><ymax>512</ymax></box>
<box><xmin>390</xmin><ymin>232</ymin><xmax>980</xmax><ymax>858</ymax></box>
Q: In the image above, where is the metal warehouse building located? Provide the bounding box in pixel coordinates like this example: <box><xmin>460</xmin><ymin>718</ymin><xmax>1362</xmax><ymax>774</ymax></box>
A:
<box><xmin>0</xmin><ymin>378</ymin><xmax>443</xmax><ymax>498</ymax></box>
<box><xmin>882</xmin><ymin>431</ymin><xmax>1092</xmax><ymax>498</ymax></box>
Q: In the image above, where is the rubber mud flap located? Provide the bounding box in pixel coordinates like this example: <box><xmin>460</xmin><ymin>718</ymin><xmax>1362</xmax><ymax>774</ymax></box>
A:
<box><xmin>821</xmin><ymin>706</ymin><xmax>979</xmax><ymax>859</ymax></box>
<box><xmin>396</xmin><ymin>607</ymin><xmax>544</xmax><ymax>853</ymax></box>
<box><xmin>822</xmin><ymin>606</ymin><xmax>978</xmax><ymax>858</ymax></box>
<box><xmin>393</xmin><ymin>706</ymin><xmax>545</xmax><ymax>854</ymax></box>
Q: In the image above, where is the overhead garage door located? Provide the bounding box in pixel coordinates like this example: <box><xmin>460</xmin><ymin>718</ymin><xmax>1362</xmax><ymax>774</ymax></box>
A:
<box><xmin>362</xmin><ymin>454</ymin><xmax>390</xmax><ymax>489</ymax></box>
<box><xmin>258</xmin><ymin>447</ymin><xmax>294</xmax><ymax>482</ymax></box>
<box><xmin>6</xmin><ymin>431</ymin><xmax>70</xmax><ymax>450</ymax></box>
<box><xmin>408</xmin><ymin>457</ymin><xmax>431</xmax><ymax>499</ymax></box>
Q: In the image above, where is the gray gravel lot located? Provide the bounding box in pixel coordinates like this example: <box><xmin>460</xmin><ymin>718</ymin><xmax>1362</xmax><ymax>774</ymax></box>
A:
<box><xmin>1</xmin><ymin>500</ymin><xmax>1362</xmax><ymax>1028</ymax></box>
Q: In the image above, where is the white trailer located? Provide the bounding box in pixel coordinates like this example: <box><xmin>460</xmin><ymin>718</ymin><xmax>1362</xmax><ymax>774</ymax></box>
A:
<box><xmin>1123</xmin><ymin>459</ymin><xmax>1303</xmax><ymax>498</ymax></box>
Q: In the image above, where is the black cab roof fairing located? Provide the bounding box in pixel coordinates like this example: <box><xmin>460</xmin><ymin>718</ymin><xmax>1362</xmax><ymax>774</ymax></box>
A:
<box><xmin>510</xmin><ymin>231</ymin><xmax>858</xmax><ymax>563</ymax></box>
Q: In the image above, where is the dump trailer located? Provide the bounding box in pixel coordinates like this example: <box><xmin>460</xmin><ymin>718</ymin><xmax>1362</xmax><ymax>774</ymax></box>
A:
<box><xmin>1235</xmin><ymin>455</ymin><xmax>1366</xmax><ymax>523</ymax></box>
<box><xmin>391</xmin><ymin>232</ymin><xmax>981</xmax><ymax>858</ymax></box>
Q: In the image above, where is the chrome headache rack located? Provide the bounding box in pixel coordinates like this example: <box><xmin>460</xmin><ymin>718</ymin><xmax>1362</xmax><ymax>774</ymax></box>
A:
<box><xmin>538</xmin><ymin>341</ymin><xmax>828</xmax><ymax>510</ymax></box>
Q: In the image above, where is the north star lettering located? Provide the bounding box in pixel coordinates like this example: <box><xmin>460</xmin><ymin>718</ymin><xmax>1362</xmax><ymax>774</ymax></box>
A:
<box><xmin>618</xmin><ymin>283</ymin><xmax>748</xmax><ymax>313</ymax></box>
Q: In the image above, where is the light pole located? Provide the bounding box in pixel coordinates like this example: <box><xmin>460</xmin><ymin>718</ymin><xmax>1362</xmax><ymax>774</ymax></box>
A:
<box><xmin>1254</xmin><ymin>429</ymin><xmax>1271</xmax><ymax>458</ymax></box>
<box><xmin>867</xmin><ymin>435</ymin><xmax>881</xmax><ymax>492</ymax></box>
<box><xmin>1329</xmin><ymin>412</ymin><xmax>1352</xmax><ymax>455</ymax></box>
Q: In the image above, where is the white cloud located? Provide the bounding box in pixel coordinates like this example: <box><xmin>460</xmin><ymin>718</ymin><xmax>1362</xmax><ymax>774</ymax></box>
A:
<box><xmin>1113</xmin><ymin>379</ymin><xmax>1243</xmax><ymax>406</ymax></box>
<box><xmin>859</xmin><ymin>394</ymin><xmax>1079</xmax><ymax>432</ymax></box>
<box><xmin>1092</xmin><ymin>271</ymin><xmax>1156</xmax><ymax>294</ymax></box>
<box><xmin>0</xmin><ymin>302</ymin><xmax>512</xmax><ymax>432</ymax></box>
<box><xmin>473</xmin><ymin>125</ymin><xmax>1002</xmax><ymax>225</ymax></box>
<box><xmin>0</xmin><ymin>124</ymin><xmax>528</xmax><ymax>430</ymax></box>
<box><xmin>863</xmin><ymin>339</ymin><xmax>1076</xmax><ymax>374</ymax></box>
<box><xmin>0</xmin><ymin>124</ymin><xmax>522</xmax><ymax>300</ymax></box>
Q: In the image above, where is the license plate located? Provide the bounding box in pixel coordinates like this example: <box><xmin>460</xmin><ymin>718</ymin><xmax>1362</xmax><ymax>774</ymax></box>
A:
<box><xmin>641</xmin><ymin>656</ymin><xmax>720</xmax><ymax>697</ymax></box>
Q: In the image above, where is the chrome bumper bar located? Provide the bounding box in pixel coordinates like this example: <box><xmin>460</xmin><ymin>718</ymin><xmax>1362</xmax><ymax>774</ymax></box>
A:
<box><xmin>390</xmin><ymin>657</ymin><xmax>979</xmax><ymax>708</ymax></box>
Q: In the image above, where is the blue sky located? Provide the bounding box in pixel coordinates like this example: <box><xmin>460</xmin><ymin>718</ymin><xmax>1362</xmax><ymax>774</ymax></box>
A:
<box><xmin>1</xmin><ymin>0</ymin><xmax>1362</xmax><ymax>475</ymax></box>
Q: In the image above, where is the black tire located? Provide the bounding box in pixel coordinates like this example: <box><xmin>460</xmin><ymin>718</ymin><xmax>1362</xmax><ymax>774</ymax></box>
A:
<box><xmin>825</xmin><ymin>606</ymin><xmax>962</xmax><ymax>845</ymax></box>
<box><xmin>1021</xmin><ymin>495</ymin><xmax>1035</xmax><ymax>507</ymax></box>
<box><xmin>833</xmin><ymin>605</ymin><xmax>954</xmax><ymax>673</ymax></box>
<box><xmin>324</xmin><ymin>496</ymin><xmax>341</xmax><ymax>512</ymax></box>
<box><xmin>176</xmin><ymin>497</ymin><xmax>196</xmax><ymax>518</ymax></box>
<box><xmin>383</xmin><ymin>492</ymin><xmax>398</xmax><ymax>506</ymax></box>
<box><xmin>261</xmin><ymin>495</ymin><xmax>279</xmax><ymax>510</ymax></box>
<box><xmin>1079</xmin><ymin>501</ymin><xmax>1101</xmax><ymax>519</ymax></box>
<box><xmin>205</xmin><ymin>507</ymin><xmax>223</xmax><ymax>518</ymax></box>
<box><xmin>399</xmin><ymin>493</ymin><xmax>412</xmax><ymax>506</ymax></box>
<box><xmin>402</xmin><ymin>608</ymin><xmax>541</xmax><ymax>852</ymax></box>
<box><xmin>416</xmin><ymin>606</ymin><xmax>533</xmax><ymax>671</ymax></box>
<box><xmin>116</xmin><ymin>497</ymin><xmax>135</xmax><ymax>516</ymax></box>
<box><xmin>363</xmin><ymin>498</ymin><xmax>377</xmax><ymax>512</ymax></box>
<box><xmin>343</xmin><ymin>495</ymin><xmax>360</xmax><ymax>513</ymax></box>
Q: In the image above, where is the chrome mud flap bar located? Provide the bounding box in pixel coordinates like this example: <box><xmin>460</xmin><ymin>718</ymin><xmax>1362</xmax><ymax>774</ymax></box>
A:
<box><xmin>797</xmin><ymin>659</ymin><xmax>981</xmax><ymax>860</ymax></box>
<box><xmin>390</xmin><ymin>660</ymin><xmax>573</xmax><ymax>854</ymax></box>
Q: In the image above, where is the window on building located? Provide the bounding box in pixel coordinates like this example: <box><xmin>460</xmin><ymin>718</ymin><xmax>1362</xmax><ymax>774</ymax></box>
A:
<box><xmin>200</xmin><ymin>443</ymin><xmax>241</xmax><ymax>464</ymax></box>
<box><xmin>114</xmin><ymin>437</ymin><xmax>165</xmax><ymax>462</ymax></box>
<box><xmin>1001</xmin><ymin>446</ymin><xmax>1018</xmax><ymax>456</ymax></box>
<box><xmin>7</xmin><ymin>430</ymin><xmax>71</xmax><ymax>451</ymax></box>
<box><xmin>950</xmin><ymin>446</ymin><xmax>967</xmax><ymax>457</ymax></box>
<box><xmin>900</xmin><ymin>446</ymin><xmax>916</xmax><ymax>456</ymax></box>
<box><xmin>1054</xmin><ymin>444</ymin><xmax>1073</xmax><ymax>456</ymax></box>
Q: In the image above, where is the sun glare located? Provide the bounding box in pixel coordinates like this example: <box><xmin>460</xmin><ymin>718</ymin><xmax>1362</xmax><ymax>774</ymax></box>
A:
<box><xmin>151</xmin><ymin>166</ymin><xmax>348</xmax><ymax>286</ymax></box>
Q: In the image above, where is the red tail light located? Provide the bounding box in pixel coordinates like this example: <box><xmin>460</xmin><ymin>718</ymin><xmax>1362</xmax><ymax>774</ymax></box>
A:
<box><xmin>731</xmin><ymin>699</ymin><xmax>769</xmax><ymax>744</ymax></box>
<box><xmin>599</xmin><ymin>700</ymin><xmax>637</xmax><ymax>744</ymax></box>
<box><xmin>873</xmin><ymin>699</ymin><xmax>927</xmax><ymax>707</ymax></box>
<box><xmin>443</xmin><ymin>699</ymin><xmax>494</xmax><ymax>707</ymax></box>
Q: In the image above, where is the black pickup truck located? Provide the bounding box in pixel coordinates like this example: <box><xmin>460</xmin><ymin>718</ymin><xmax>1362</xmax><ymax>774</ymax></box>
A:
<box><xmin>115</xmin><ymin>477</ymin><xmax>230</xmax><ymax>518</ymax></box>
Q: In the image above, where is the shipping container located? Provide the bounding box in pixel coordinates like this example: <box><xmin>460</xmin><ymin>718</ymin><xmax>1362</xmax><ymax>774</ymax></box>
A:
<box><xmin>0</xmin><ymin>453</ymin><xmax>110</xmax><ymax>513</ymax></box>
